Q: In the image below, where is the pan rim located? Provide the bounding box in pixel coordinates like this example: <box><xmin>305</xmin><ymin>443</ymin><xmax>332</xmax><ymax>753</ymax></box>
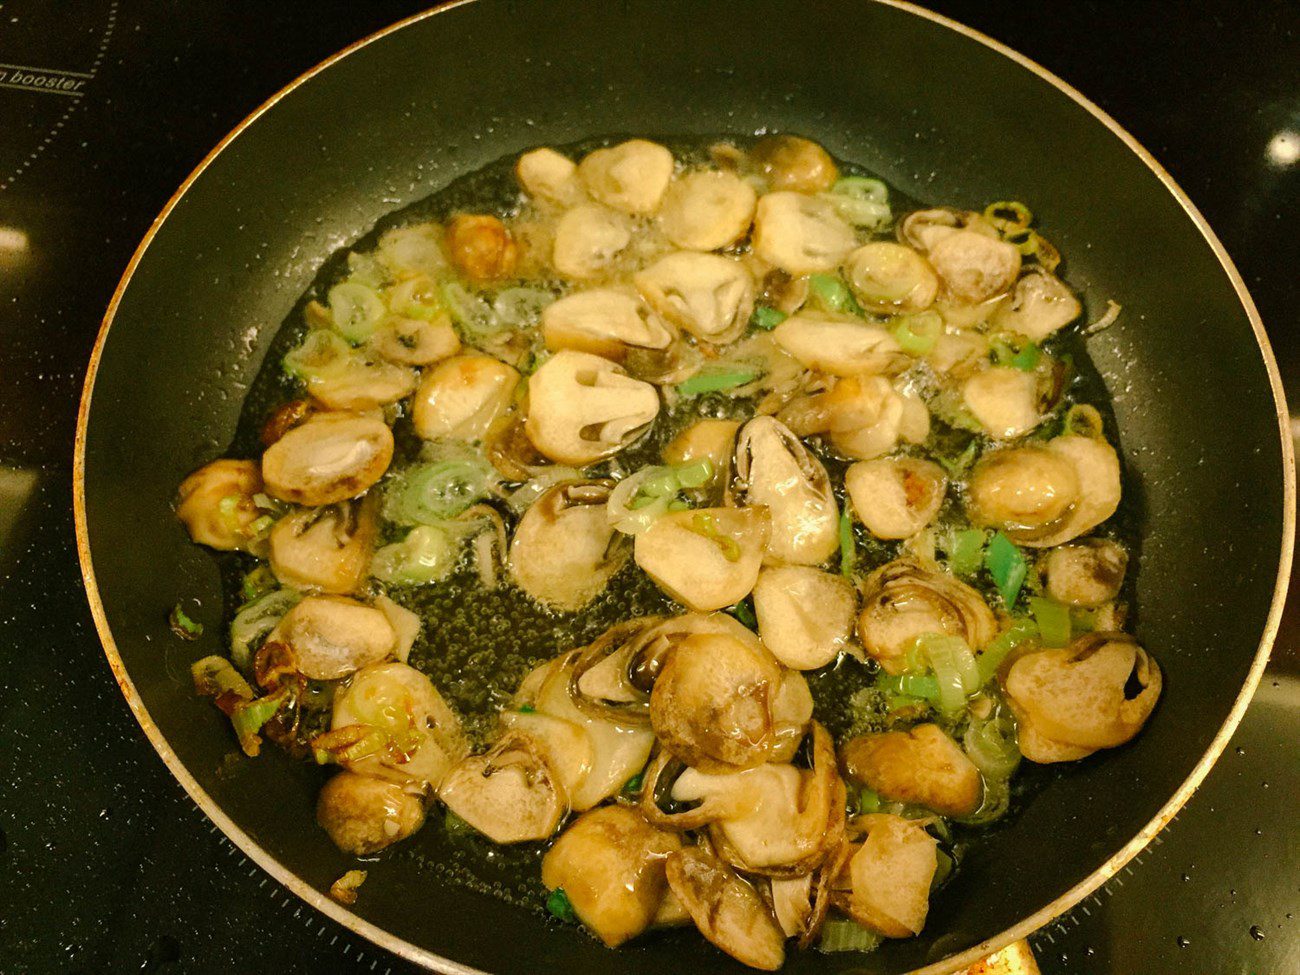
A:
<box><xmin>72</xmin><ymin>1</ymin><xmax>1296</xmax><ymax>973</ymax></box>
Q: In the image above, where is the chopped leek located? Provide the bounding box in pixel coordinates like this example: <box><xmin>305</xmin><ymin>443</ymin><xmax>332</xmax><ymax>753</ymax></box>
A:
<box><xmin>169</xmin><ymin>603</ymin><xmax>203</xmax><ymax>641</ymax></box>
<box><xmin>493</xmin><ymin>286</ymin><xmax>555</xmax><ymax>329</ymax></box>
<box><xmin>817</xmin><ymin>918</ymin><xmax>883</xmax><ymax>954</ymax></box>
<box><xmin>329</xmin><ymin>869</ymin><xmax>367</xmax><ymax>906</ymax></box>
<box><xmin>823</xmin><ymin>176</ymin><xmax>891</xmax><ymax>229</ymax></box>
<box><xmin>918</xmin><ymin>633</ymin><xmax>979</xmax><ymax>713</ymax></box>
<box><xmin>674</xmin><ymin>458</ymin><xmax>714</xmax><ymax>489</ymax></box>
<box><xmin>371</xmin><ymin>525</ymin><xmax>461</xmax><ymax>586</ymax></box>
<box><xmin>727</xmin><ymin>599</ymin><xmax>758</xmax><ymax>631</ymax></box>
<box><xmin>1012</xmin><ymin>342</ymin><xmax>1041</xmax><ymax>370</ymax></box>
<box><xmin>621</xmin><ymin>772</ymin><xmax>644</xmax><ymax>795</ymax></box>
<box><xmin>546</xmin><ymin>887</ymin><xmax>576</xmax><ymax>922</ymax></box>
<box><xmin>945</xmin><ymin>528</ymin><xmax>987</xmax><ymax>577</ymax></box>
<box><xmin>751</xmin><ymin>304</ymin><xmax>787</xmax><ymax>331</ymax></box>
<box><xmin>676</xmin><ymin>368</ymin><xmax>759</xmax><ymax>397</ymax></box>
<box><xmin>985</xmin><ymin>531</ymin><xmax>1028</xmax><ymax>607</ymax></box>
<box><xmin>976</xmin><ymin>617</ymin><xmax>1038</xmax><ymax>686</ymax></box>
<box><xmin>441</xmin><ymin>281</ymin><xmax>498</xmax><ymax>337</ymax></box>
<box><xmin>229</xmin><ymin>687</ymin><xmax>290</xmax><ymax>756</ymax></box>
<box><xmin>1029</xmin><ymin>596</ymin><xmax>1072</xmax><ymax>647</ymax></box>
<box><xmin>1063</xmin><ymin>403</ymin><xmax>1104</xmax><ymax>439</ymax></box>
<box><xmin>937</xmin><ymin>438</ymin><xmax>981</xmax><ymax>477</ymax></box>
<box><xmin>839</xmin><ymin>509</ymin><xmax>856</xmax><ymax>579</ymax></box>
<box><xmin>891</xmin><ymin>311</ymin><xmax>943</xmax><ymax>355</ymax></box>
<box><xmin>229</xmin><ymin>588</ymin><xmax>302</xmax><ymax>670</ymax></box>
<box><xmin>983</xmin><ymin>200</ymin><xmax>1033</xmax><ymax>230</ymax></box>
<box><xmin>328</xmin><ymin>281</ymin><xmax>387</xmax><ymax>343</ymax></box>
<box><xmin>383</xmin><ymin>459</ymin><xmax>493</xmax><ymax>525</ymax></box>
<box><xmin>240</xmin><ymin>565</ymin><xmax>278</xmax><ymax>603</ymax></box>
<box><xmin>964</xmin><ymin>712</ymin><xmax>1022</xmax><ymax>780</ymax></box>
<box><xmin>808</xmin><ymin>274</ymin><xmax>859</xmax><ymax>315</ymax></box>
<box><xmin>191</xmin><ymin>655</ymin><xmax>254</xmax><ymax>701</ymax></box>
<box><xmin>857</xmin><ymin>786</ymin><xmax>881</xmax><ymax>814</ymax></box>
<box><xmin>876</xmin><ymin>673</ymin><xmax>940</xmax><ymax>701</ymax></box>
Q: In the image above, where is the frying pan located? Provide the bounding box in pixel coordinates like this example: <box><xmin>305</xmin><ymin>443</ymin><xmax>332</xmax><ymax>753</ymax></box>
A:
<box><xmin>73</xmin><ymin>1</ymin><xmax>1294</xmax><ymax>972</ymax></box>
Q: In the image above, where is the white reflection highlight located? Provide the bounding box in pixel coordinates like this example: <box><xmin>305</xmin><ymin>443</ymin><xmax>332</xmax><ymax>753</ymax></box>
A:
<box><xmin>0</xmin><ymin>226</ymin><xmax>28</xmax><ymax>251</ymax></box>
<box><xmin>1266</xmin><ymin>130</ymin><xmax>1299</xmax><ymax>167</ymax></box>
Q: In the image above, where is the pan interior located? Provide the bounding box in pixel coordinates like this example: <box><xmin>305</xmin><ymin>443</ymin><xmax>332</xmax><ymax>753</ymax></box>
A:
<box><xmin>79</xmin><ymin>1</ymin><xmax>1287</xmax><ymax>973</ymax></box>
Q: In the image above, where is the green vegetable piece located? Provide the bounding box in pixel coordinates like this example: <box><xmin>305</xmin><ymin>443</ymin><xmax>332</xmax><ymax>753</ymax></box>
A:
<box><xmin>673</xmin><ymin>458</ymin><xmax>713</xmax><ymax>489</ymax></box>
<box><xmin>857</xmin><ymin>787</ymin><xmax>881</xmax><ymax>814</ymax></box>
<box><xmin>937</xmin><ymin>438</ymin><xmax>981</xmax><ymax>478</ymax></box>
<box><xmin>1010</xmin><ymin>342</ymin><xmax>1041</xmax><ymax>371</ymax></box>
<box><xmin>751</xmin><ymin>304</ymin><xmax>788</xmax><ymax>331</ymax></box>
<box><xmin>917</xmin><ymin>633</ymin><xmax>979</xmax><ymax>714</ymax></box>
<box><xmin>838</xmin><ymin>509</ymin><xmax>856</xmax><ymax>579</ymax></box>
<box><xmin>622</xmin><ymin>772</ymin><xmax>644</xmax><ymax>795</ymax></box>
<box><xmin>975</xmin><ymin>617</ymin><xmax>1039</xmax><ymax>686</ymax></box>
<box><xmin>824</xmin><ymin>177</ymin><xmax>891</xmax><ymax>229</ymax></box>
<box><xmin>169</xmin><ymin>603</ymin><xmax>203</xmax><ymax>641</ymax></box>
<box><xmin>383</xmin><ymin>459</ymin><xmax>492</xmax><ymax>525</ymax></box>
<box><xmin>639</xmin><ymin>468</ymin><xmax>681</xmax><ymax>498</ymax></box>
<box><xmin>229</xmin><ymin>688</ymin><xmax>290</xmax><ymax>756</ymax></box>
<box><xmin>546</xmin><ymin>888</ymin><xmax>576</xmax><ymax>922</ymax></box>
<box><xmin>989</xmin><ymin>336</ymin><xmax>1017</xmax><ymax>365</ymax></box>
<box><xmin>891</xmin><ymin>311</ymin><xmax>943</xmax><ymax>355</ymax></box>
<box><xmin>985</xmin><ymin>531</ymin><xmax>1028</xmax><ymax>607</ymax></box>
<box><xmin>1029</xmin><ymin>596</ymin><xmax>1072</xmax><ymax>648</ymax></box>
<box><xmin>240</xmin><ymin>566</ymin><xmax>278</xmax><ymax>603</ymax></box>
<box><xmin>983</xmin><ymin>200</ymin><xmax>1033</xmax><ymax>230</ymax></box>
<box><xmin>517</xmin><ymin>703</ymin><xmax>536</xmax><ymax>714</ymax></box>
<box><xmin>328</xmin><ymin>281</ymin><xmax>387</xmax><ymax>343</ymax></box>
<box><xmin>229</xmin><ymin>588</ymin><xmax>302</xmax><ymax>670</ymax></box>
<box><xmin>727</xmin><ymin>599</ymin><xmax>758</xmax><ymax>631</ymax></box>
<box><xmin>676</xmin><ymin>368</ymin><xmax>760</xmax><ymax>397</ymax></box>
<box><xmin>191</xmin><ymin>655</ymin><xmax>254</xmax><ymax>701</ymax></box>
<box><xmin>808</xmin><ymin>274</ymin><xmax>859</xmax><ymax>315</ymax></box>
<box><xmin>817</xmin><ymin>917</ymin><xmax>883</xmax><ymax>954</ymax></box>
<box><xmin>876</xmin><ymin>673</ymin><xmax>941</xmax><ymax>702</ymax></box>
<box><xmin>371</xmin><ymin>525</ymin><xmax>460</xmax><ymax>586</ymax></box>
<box><xmin>946</xmin><ymin>528</ymin><xmax>987</xmax><ymax>577</ymax></box>
<box><xmin>666</xmin><ymin>499</ymin><xmax>691</xmax><ymax>512</ymax></box>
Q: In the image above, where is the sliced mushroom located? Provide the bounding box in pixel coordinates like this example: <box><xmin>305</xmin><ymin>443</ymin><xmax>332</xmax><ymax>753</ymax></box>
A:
<box><xmin>524</xmin><ymin>350</ymin><xmax>660</xmax><ymax>465</ymax></box>
<box><xmin>410</xmin><ymin>354</ymin><xmax>520</xmax><ymax>443</ymax></box>
<box><xmin>262</xmin><ymin>412</ymin><xmax>394</xmax><ymax>507</ymax></box>
<box><xmin>962</xmin><ymin>366</ymin><xmax>1043</xmax><ymax>439</ymax></box>
<box><xmin>927</xmin><ymin>229</ymin><xmax>1021</xmax><ymax>305</ymax></box>
<box><xmin>990</xmin><ymin>268</ymin><xmax>1082</xmax><ymax>341</ymax></box>
<box><xmin>1012</xmin><ymin>714</ymin><xmax>1096</xmax><ymax>764</ymax></box>
<box><xmin>368</xmin><ymin>314</ymin><xmax>461</xmax><ymax>367</ymax></box>
<box><xmin>966</xmin><ymin>436</ymin><xmax>1121</xmax><ymax>548</ymax></box>
<box><xmin>841</xmin><ymin>724</ymin><xmax>982</xmax><ymax>817</ymax></box>
<box><xmin>316</xmin><ymin>771</ymin><xmax>426</xmax><ymax>855</ymax></box>
<box><xmin>634</xmin><ymin>507</ymin><xmax>770</xmax><ymax>612</ymax></box>
<box><xmin>659</xmin><ymin>169</ymin><xmax>758</xmax><ymax>251</ymax></box>
<box><xmin>551</xmin><ymin>204</ymin><xmax>634</xmax><ymax>280</ymax></box>
<box><xmin>649</xmin><ymin>630</ymin><xmax>782</xmax><ymax>771</ymax></box>
<box><xmin>516</xmin><ymin>147</ymin><xmax>584</xmax><ymax>207</ymax></box>
<box><xmin>665</xmin><ymin>845</ymin><xmax>787</xmax><ymax>971</ymax></box>
<box><xmin>1044</xmin><ymin>538</ymin><xmax>1128</xmax><ymax>607</ymax></box>
<box><xmin>752</xmin><ymin>566</ymin><xmax>856</xmax><ymax>670</ymax></box>
<box><xmin>541</xmin><ymin>806</ymin><xmax>683</xmax><ymax>947</ymax></box>
<box><xmin>578</xmin><ymin>139</ymin><xmax>675</xmax><ymax>215</ymax></box>
<box><xmin>270</xmin><ymin>595</ymin><xmax>396</xmax><ymax>680</ymax></box>
<box><xmin>499</xmin><ymin>708</ymin><xmax>595</xmax><ymax>800</ymax></box>
<box><xmin>926</xmin><ymin>331</ymin><xmax>987</xmax><ymax>377</ymax></box>
<box><xmin>1004</xmin><ymin>632</ymin><xmax>1162</xmax><ymax>751</ymax></box>
<box><xmin>752</xmin><ymin>135</ymin><xmax>839</xmax><ymax>194</ymax></box>
<box><xmin>752</xmin><ymin>192</ymin><xmax>857</xmax><ymax>275</ymax></box>
<box><xmin>730</xmin><ymin>416</ymin><xmax>838</xmax><ymax>566</ymax></box>
<box><xmin>772</xmin><ymin>311</ymin><xmax>907</xmax><ymax>377</ymax></box>
<box><xmin>856</xmin><ymin>559</ymin><xmax>997</xmax><ymax>674</ymax></box>
<box><xmin>843</xmin><ymin>242</ymin><xmax>939</xmax><ymax>314</ymax></box>
<box><xmin>770</xmin><ymin>875</ymin><xmax>814</xmax><ymax>939</ymax></box>
<box><xmin>508</xmin><ymin>479</ymin><xmax>630</xmax><ymax>611</ymax></box>
<box><xmin>843</xmin><ymin>814</ymin><xmax>938</xmax><ymax>938</ymax></box>
<box><xmin>770</xmin><ymin>672</ymin><xmax>815</xmax><ymax>763</ymax></box>
<box><xmin>286</xmin><ymin>330</ymin><xmax>419</xmax><ymax>411</ymax></box>
<box><xmin>331</xmin><ymin>661</ymin><xmax>467</xmax><ymax>788</ymax></box>
<box><xmin>269</xmin><ymin>495</ymin><xmax>378</xmax><ymax>594</ymax></box>
<box><xmin>896</xmin><ymin>207</ymin><xmax>992</xmax><ymax>252</ymax></box>
<box><xmin>438</xmin><ymin>731</ymin><xmax>568</xmax><ymax>843</ymax></box>
<box><xmin>780</xmin><ymin>376</ymin><xmax>928</xmax><ymax>461</ymax></box>
<box><xmin>661</xmin><ymin>418</ymin><xmax>740</xmax><ymax>481</ymax></box>
<box><xmin>844</xmin><ymin>457</ymin><xmax>947</xmax><ymax>540</ymax></box>
<box><xmin>445</xmin><ymin>214</ymin><xmax>518</xmax><ymax>283</ymax></box>
<box><xmin>176</xmin><ymin>458</ymin><xmax>266</xmax><ymax>552</ymax></box>
<box><xmin>540</xmin><ymin>288</ymin><xmax>674</xmax><ymax>361</ymax></box>
<box><xmin>634</xmin><ymin>252</ymin><xmax>755</xmax><ymax>345</ymax></box>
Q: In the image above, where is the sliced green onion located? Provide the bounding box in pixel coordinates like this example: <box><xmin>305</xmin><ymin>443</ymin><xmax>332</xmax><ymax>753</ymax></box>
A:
<box><xmin>676</xmin><ymin>368</ymin><xmax>760</xmax><ymax>397</ymax></box>
<box><xmin>751</xmin><ymin>304</ymin><xmax>788</xmax><ymax>331</ymax></box>
<box><xmin>1063</xmin><ymin>403</ymin><xmax>1104</xmax><ymax>439</ymax></box>
<box><xmin>545</xmin><ymin>888</ymin><xmax>576</xmax><ymax>922</ymax></box>
<box><xmin>937</xmin><ymin>438</ymin><xmax>981</xmax><ymax>478</ymax></box>
<box><xmin>876</xmin><ymin>673</ymin><xmax>940</xmax><ymax>701</ymax></box>
<box><xmin>1010</xmin><ymin>342</ymin><xmax>1041</xmax><ymax>371</ymax></box>
<box><xmin>230</xmin><ymin>588</ymin><xmax>301</xmax><ymax>670</ymax></box>
<box><xmin>891</xmin><ymin>311</ymin><xmax>943</xmax><ymax>355</ymax></box>
<box><xmin>817</xmin><ymin>918</ymin><xmax>884</xmax><ymax>954</ymax></box>
<box><xmin>328</xmin><ymin>281</ymin><xmax>387</xmax><ymax>343</ymax></box>
<box><xmin>383</xmin><ymin>459</ymin><xmax>493</xmax><ymax>525</ymax></box>
<box><xmin>229</xmin><ymin>688</ymin><xmax>290</xmax><ymax>756</ymax></box>
<box><xmin>492</xmin><ymin>287</ymin><xmax>555</xmax><ymax>329</ymax></box>
<box><xmin>839</xmin><ymin>509</ymin><xmax>856</xmax><ymax>579</ymax></box>
<box><xmin>985</xmin><ymin>531</ymin><xmax>1028</xmax><ymax>607</ymax></box>
<box><xmin>622</xmin><ymin>772</ymin><xmax>644</xmax><ymax>795</ymax></box>
<box><xmin>857</xmin><ymin>787</ymin><xmax>881</xmax><ymax>814</ymax></box>
<box><xmin>886</xmin><ymin>693</ymin><xmax>929</xmax><ymax>713</ymax></box>
<box><xmin>983</xmin><ymin>200</ymin><xmax>1033</xmax><ymax>230</ymax></box>
<box><xmin>608</xmin><ymin>466</ymin><xmax>675</xmax><ymax>535</ymax></box>
<box><xmin>371</xmin><ymin>525</ymin><xmax>461</xmax><ymax>585</ymax></box>
<box><xmin>639</xmin><ymin>468</ymin><xmax>681</xmax><ymax>498</ymax></box>
<box><xmin>1070</xmin><ymin>606</ymin><xmax>1098</xmax><ymax>633</ymax></box>
<box><xmin>932</xmin><ymin>849</ymin><xmax>955</xmax><ymax>889</ymax></box>
<box><xmin>976</xmin><ymin>617</ymin><xmax>1039</xmax><ymax>686</ymax></box>
<box><xmin>946</xmin><ymin>528</ymin><xmax>987</xmax><ymax>577</ymax></box>
<box><xmin>918</xmin><ymin>633</ymin><xmax>979</xmax><ymax>714</ymax></box>
<box><xmin>169</xmin><ymin>603</ymin><xmax>203</xmax><ymax>641</ymax></box>
<box><xmin>823</xmin><ymin>176</ymin><xmax>891</xmax><ymax>230</ymax></box>
<box><xmin>517</xmin><ymin>703</ymin><xmax>536</xmax><ymax>714</ymax></box>
<box><xmin>808</xmin><ymin>274</ymin><xmax>860</xmax><ymax>315</ymax></box>
<box><xmin>727</xmin><ymin>599</ymin><xmax>758</xmax><ymax>631</ymax></box>
<box><xmin>191</xmin><ymin>656</ymin><xmax>254</xmax><ymax>701</ymax></box>
<box><xmin>1029</xmin><ymin>596</ymin><xmax>1072</xmax><ymax>647</ymax></box>
<box><xmin>964</xmin><ymin>712</ymin><xmax>1022</xmax><ymax>780</ymax></box>
<box><xmin>240</xmin><ymin>566</ymin><xmax>278</xmax><ymax>604</ymax></box>
<box><xmin>674</xmin><ymin>458</ymin><xmax>713</xmax><ymax>489</ymax></box>
<box><xmin>666</xmin><ymin>498</ymin><xmax>690</xmax><ymax>512</ymax></box>
<box><xmin>441</xmin><ymin>281</ymin><xmax>499</xmax><ymax>337</ymax></box>
<box><xmin>989</xmin><ymin>336</ymin><xmax>1017</xmax><ymax>365</ymax></box>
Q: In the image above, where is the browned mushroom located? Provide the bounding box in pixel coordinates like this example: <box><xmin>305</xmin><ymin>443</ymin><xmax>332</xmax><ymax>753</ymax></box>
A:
<box><xmin>752</xmin><ymin>135</ymin><xmax>839</xmax><ymax>194</ymax></box>
<box><xmin>841</xmin><ymin>813</ymin><xmax>938</xmax><ymax>938</ymax></box>
<box><xmin>665</xmin><ymin>845</ymin><xmax>787</xmax><ymax>971</ymax></box>
<box><xmin>841</xmin><ymin>724</ymin><xmax>982</xmax><ymax>817</ymax></box>
<box><xmin>269</xmin><ymin>595</ymin><xmax>396</xmax><ymax>680</ymax></box>
<box><xmin>316</xmin><ymin>771</ymin><xmax>427</xmax><ymax>855</ymax></box>
<box><xmin>634</xmin><ymin>507</ymin><xmax>770</xmax><ymax>611</ymax></box>
<box><xmin>268</xmin><ymin>495</ymin><xmax>378</xmax><ymax>594</ymax></box>
<box><xmin>261</xmin><ymin>411</ymin><xmax>393</xmax><ymax>507</ymax></box>
<box><xmin>176</xmin><ymin>458</ymin><xmax>267</xmax><ymax>553</ymax></box>
<box><xmin>438</xmin><ymin>731</ymin><xmax>568</xmax><ymax>843</ymax></box>
<box><xmin>445</xmin><ymin>214</ymin><xmax>518</xmax><ymax>282</ymax></box>
<box><xmin>1044</xmin><ymin>538</ymin><xmax>1128</xmax><ymax>607</ymax></box>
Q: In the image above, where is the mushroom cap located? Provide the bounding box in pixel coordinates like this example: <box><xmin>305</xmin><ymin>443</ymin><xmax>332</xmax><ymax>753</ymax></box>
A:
<box><xmin>731</xmin><ymin>416</ymin><xmax>839</xmax><ymax>566</ymax></box>
<box><xmin>962</xmin><ymin>367</ymin><xmax>1043</xmax><ymax>439</ymax></box>
<box><xmin>541</xmin><ymin>288</ymin><xmax>674</xmax><ymax>361</ymax></box>
<box><xmin>577</xmin><ymin>139</ymin><xmax>675</xmax><ymax>215</ymax></box>
<box><xmin>845</xmin><ymin>457</ymin><xmax>948</xmax><ymax>540</ymax></box>
<box><xmin>991</xmin><ymin>268</ymin><xmax>1082</xmax><ymax>341</ymax></box>
<box><xmin>551</xmin><ymin>204</ymin><xmax>634</xmax><ymax>280</ymax></box>
<box><xmin>316</xmin><ymin>771</ymin><xmax>426</xmax><ymax>856</ymax></box>
<box><xmin>508</xmin><ymin>479</ymin><xmax>629</xmax><ymax>611</ymax></box>
<box><xmin>634</xmin><ymin>506</ymin><xmax>770</xmax><ymax>612</ymax></box>
<box><xmin>332</xmin><ymin>661</ymin><xmax>466</xmax><ymax>788</ymax></box>
<box><xmin>665</xmin><ymin>846</ymin><xmax>787</xmax><ymax>971</ymax></box>
<box><xmin>659</xmin><ymin>169</ymin><xmax>757</xmax><ymax>251</ymax></box>
<box><xmin>268</xmin><ymin>496</ymin><xmax>378</xmax><ymax>594</ymax></box>
<box><xmin>176</xmin><ymin>458</ymin><xmax>265</xmax><ymax>553</ymax></box>
<box><xmin>843</xmin><ymin>242</ymin><xmax>939</xmax><ymax>314</ymax></box>
<box><xmin>856</xmin><ymin>559</ymin><xmax>998</xmax><ymax>674</ymax></box>
<box><xmin>515</xmin><ymin>146</ymin><xmax>584</xmax><ymax>207</ymax></box>
<box><xmin>1044</xmin><ymin>538</ymin><xmax>1128</xmax><ymax>608</ymax></box>
<box><xmin>634</xmin><ymin>252</ymin><xmax>755</xmax><ymax>345</ymax></box>
<box><xmin>661</xmin><ymin>418</ymin><xmax>740</xmax><ymax>476</ymax></box>
<box><xmin>271</xmin><ymin>595</ymin><xmax>396</xmax><ymax>680</ymax></box>
<box><xmin>841</xmin><ymin>723</ymin><xmax>982</xmax><ymax>817</ymax></box>
<box><xmin>368</xmin><ymin>314</ymin><xmax>461</xmax><ymax>367</ymax></box>
<box><xmin>524</xmin><ymin>350</ymin><xmax>660</xmax><ymax>466</ymax></box>
<box><xmin>783</xmin><ymin>376</ymin><xmax>927</xmax><ymax>462</ymax></box>
<box><xmin>752</xmin><ymin>565</ymin><xmax>856</xmax><ymax>670</ymax></box>
<box><xmin>926</xmin><ymin>229</ymin><xmax>1021</xmax><ymax>304</ymax></box>
<box><xmin>751</xmin><ymin>135</ymin><xmax>839</xmax><ymax>194</ymax></box>
<box><xmin>845</xmin><ymin>814</ymin><xmax>938</xmax><ymax>938</ymax></box>
<box><xmin>752</xmin><ymin>192</ymin><xmax>857</xmax><ymax>275</ymax></box>
<box><xmin>541</xmin><ymin>806</ymin><xmax>682</xmax><ymax>947</ymax></box>
<box><xmin>773</xmin><ymin>311</ymin><xmax>907</xmax><ymax>378</ymax></box>
<box><xmin>1004</xmin><ymin>632</ymin><xmax>1162</xmax><ymax>749</ymax></box>
<box><xmin>445</xmin><ymin>214</ymin><xmax>518</xmax><ymax>283</ymax></box>
<box><xmin>261</xmin><ymin>411</ymin><xmax>393</xmax><ymax>507</ymax></box>
<box><xmin>438</xmin><ymin>731</ymin><xmax>568</xmax><ymax>843</ymax></box>
<box><xmin>410</xmin><ymin>354</ymin><xmax>520</xmax><ymax>442</ymax></box>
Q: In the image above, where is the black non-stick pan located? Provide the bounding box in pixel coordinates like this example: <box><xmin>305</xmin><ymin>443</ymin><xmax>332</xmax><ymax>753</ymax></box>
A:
<box><xmin>74</xmin><ymin>1</ymin><xmax>1294</xmax><ymax>972</ymax></box>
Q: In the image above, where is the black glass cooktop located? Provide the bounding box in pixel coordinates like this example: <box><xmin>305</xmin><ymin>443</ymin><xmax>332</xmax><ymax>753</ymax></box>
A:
<box><xmin>1</xmin><ymin>2</ymin><xmax>1296</xmax><ymax>973</ymax></box>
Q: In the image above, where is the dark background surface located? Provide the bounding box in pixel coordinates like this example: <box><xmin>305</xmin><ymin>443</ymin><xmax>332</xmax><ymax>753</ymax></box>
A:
<box><xmin>0</xmin><ymin>1</ymin><xmax>1296</xmax><ymax>974</ymax></box>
